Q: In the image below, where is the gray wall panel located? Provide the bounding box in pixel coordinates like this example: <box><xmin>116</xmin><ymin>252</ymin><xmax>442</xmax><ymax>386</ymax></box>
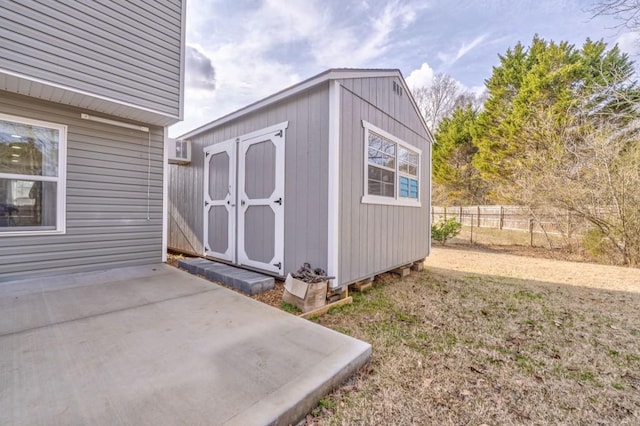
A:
<box><xmin>337</xmin><ymin>77</ymin><xmax>431</xmax><ymax>284</ymax></box>
<box><xmin>0</xmin><ymin>1</ymin><xmax>183</xmax><ymax>117</ymax></box>
<box><xmin>169</xmin><ymin>84</ymin><xmax>330</xmax><ymax>276</ymax></box>
<box><xmin>0</xmin><ymin>92</ymin><xmax>164</xmax><ymax>280</ymax></box>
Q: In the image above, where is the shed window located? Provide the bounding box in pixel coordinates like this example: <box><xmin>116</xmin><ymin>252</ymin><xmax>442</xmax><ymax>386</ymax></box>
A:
<box><xmin>362</xmin><ymin>121</ymin><xmax>421</xmax><ymax>207</ymax></box>
<box><xmin>0</xmin><ymin>114</ymin><xmax>66</xmax><ymax>235</ymax></box>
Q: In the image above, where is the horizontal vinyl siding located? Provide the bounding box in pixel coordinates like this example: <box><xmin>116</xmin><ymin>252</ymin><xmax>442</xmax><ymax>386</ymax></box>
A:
<box><xmin>337</xmin><ymin>77</ymin><xmax>431</xmax><ymax>285</ymax></box>
<box><xmin>0</xmin><ymin>92</ymin><xmax>164</xmax><ymax>281</ymax></box>
<box><xmin>0</xmin><ymin>1</ymin><xmax>182</xmax><ymax>117</ymax></box>
<box><xmin>169</xmin><ymin>84</ymin><xmax>330</xmax><ymax>276</ymax></box>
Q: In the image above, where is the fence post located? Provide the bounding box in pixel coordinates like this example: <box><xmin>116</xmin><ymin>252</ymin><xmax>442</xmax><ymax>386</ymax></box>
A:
<box><xmin>444</xmin><ymin>206</ymin><xmax>447</xmax><ymax>220</ymax></box>
<box><xmin>431</xmin><ymin>206</ymin><xmax>434</xmax><ymax>224</ymax></box>
<box><xmin>459</xmin><ymin>206</ymin><xmax>463</xmax><ymax>223</ymax></box>
<box><xmin>470</xmin><ymin>213</ymin><xmax>474</xmax><ymax>243</ymax></box>
<box><xmin>500</xmin><ymin>206</ymin><xmax>504</xmax><ymax>230</ymax></box>
<box><xmin>477</xmin><ymin>206</ymin><xmax>481</xmax><ymax>227</ymax></box>
<box><xmin>529</xmin><ymin>218</ymin><xmax>534</xmax><ymax>247</ymax></box>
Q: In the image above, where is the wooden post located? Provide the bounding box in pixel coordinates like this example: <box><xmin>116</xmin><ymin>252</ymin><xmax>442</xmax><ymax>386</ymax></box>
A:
<box><xmin>529</xmin><ymin>218</ymin><xmax>534</xmax><ymax>247</ymax></box>
<box><xmin>470</xmin><ymin>214</ymin><xmax>474</xmax><ymax>243</ymax></box>
<box><xmin>499</xmin><ymin>206</ymin><xmax>504</xmax><ymax>230</ymax></box>
<box><xmin>444</xmin><ymin>206</ymin><xmax>447</xmax><ymax>220</ymax></box>
<box><xmin>477</xmin><ymin>206</ymin><xmax>481</xmax><ymax>227</ymax></box>
<box><xmin>431</xmin><ymin>206</ymin><xmax>434</xmax><ymax>224</ymax></box>
<box><xmin>459</xmin><ymin>206</ymin><xmax>463</xmax><ymax>223</ymax></box>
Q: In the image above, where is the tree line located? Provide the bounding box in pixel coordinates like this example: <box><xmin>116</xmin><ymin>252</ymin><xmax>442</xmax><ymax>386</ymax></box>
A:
<box><xmin>414</xmin><ymin>34</ymin><xmax>640</xmax><ymax>266</ymax></box>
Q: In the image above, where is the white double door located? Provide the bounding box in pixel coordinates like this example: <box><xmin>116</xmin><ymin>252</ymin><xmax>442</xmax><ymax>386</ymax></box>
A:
<box><xmin>203</xmin><ymin>126</ymin><xmax>285</xmax><ymax>274</ymax></box>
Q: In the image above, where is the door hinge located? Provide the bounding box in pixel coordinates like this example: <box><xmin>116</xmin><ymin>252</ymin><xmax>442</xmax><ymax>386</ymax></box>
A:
<box><xmin>273</xmin><ymin>197</ymin><xmax>282</xmax><ymax>205</ymax></box>
<box><xmin>204</xmin><ymin>200</ymin><xmax>209</xmax><ymax>206</ymax></box>
<box><xmin>274</xmin><ymin>130</ymin><xmax>283</xmax><ymax>137</ymax></box>
<box><xmin>273</xmin><ymin>262</ymin><xmax>282</xmax><ymax>269</ymax></box>
<box><xmin>205</xmin><ymin>152</ymin><xmax>210</xmax><ymax>157</ymax></box>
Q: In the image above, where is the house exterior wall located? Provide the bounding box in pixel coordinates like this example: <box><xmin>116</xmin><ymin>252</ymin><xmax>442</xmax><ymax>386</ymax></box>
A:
<box><xmin>169</xmin><ymin>84</ymin><xmax>330</xmax><ymax>275</ymax></box>
<box><xmin>0</xmin><ymin>92</ymin><xmax>164</xmax><ymax>281</ymax></box>
<box><xmin>0</xmin><ymin>1</ymin><xmax>183</xmax><ymax>119</ymax></box>
<box><xmin>336</xmin><ymin>76</ymin><xmax>431</xmax><ymax>285</ymax></box>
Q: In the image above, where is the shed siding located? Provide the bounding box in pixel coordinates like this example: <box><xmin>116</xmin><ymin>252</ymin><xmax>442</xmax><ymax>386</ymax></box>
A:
<box><xmin>337</xmin><ymin>77</ymin><xmax>431</xmax><ymax>284</ymax></box>
<box><xmin>169</xmin><ymin>84</ymin><xmax>330</xmax><ymax>275</ymax></box>
<box><xmin>0</xmin><ymin>92</ymin><xmax>164</xmax><ymax>280</ymax></box>
<box><xmin>0</xmin><ymin>1</ymin><xmax>183</xmax><ymax>117</ymax></box>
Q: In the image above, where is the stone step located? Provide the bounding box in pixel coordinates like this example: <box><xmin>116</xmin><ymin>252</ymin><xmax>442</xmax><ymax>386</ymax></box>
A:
<box><xmin>178</xmin><ymin>258</ymin><xmax>275</xmax><ymax>295</ymax></box>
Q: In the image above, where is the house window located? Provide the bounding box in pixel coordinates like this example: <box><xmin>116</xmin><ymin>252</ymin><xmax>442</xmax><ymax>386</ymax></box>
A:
<box><xmin>362</xmin><ymin>121</ymin><xmax>421</xmax><ymax>207</ymax></box>
<box><xmin>0</xmin><ymin>113</ymin><xmax>66</xmax><ymax>235</ymax></box>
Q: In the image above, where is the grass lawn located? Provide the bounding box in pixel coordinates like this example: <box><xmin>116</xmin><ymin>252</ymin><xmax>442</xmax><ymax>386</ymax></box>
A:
<box><xmin>307</xmin><ymin>269</ymin><xmax>640</xmax><ymax>425</ymax></box>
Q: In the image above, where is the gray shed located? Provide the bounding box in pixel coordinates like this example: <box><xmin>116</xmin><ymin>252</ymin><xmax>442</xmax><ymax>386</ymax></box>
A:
<box><xmin>168</xmin><ymin>69</ymin><xmax>432</xmax><ymax>289</ymax></box>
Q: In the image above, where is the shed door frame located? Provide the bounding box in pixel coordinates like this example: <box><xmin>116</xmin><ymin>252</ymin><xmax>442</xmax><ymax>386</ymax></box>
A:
<box><xmin>237</xmin><ymin>127</ymin><xmax>286</xmax><ymax>274</ymax></box>
<box><xmin>203</xmin><ymin>139</ymin><xmax>236</xmax><ymax>262</ymax></box>
<box><xmin>203</xmin><ymin>121</ymin><xmax>288</xmax><ymax>275</ymax></box>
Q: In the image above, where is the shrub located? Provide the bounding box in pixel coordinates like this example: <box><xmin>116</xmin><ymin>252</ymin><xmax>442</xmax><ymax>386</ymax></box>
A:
<box><xmin>431</xmin><ymin>217</ymin><xmax>462</xmax><ymax>245</ymax></box>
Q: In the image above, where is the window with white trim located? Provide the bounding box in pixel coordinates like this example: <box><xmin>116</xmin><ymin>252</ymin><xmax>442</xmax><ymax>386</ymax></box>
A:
<box><xmin>0</xmin><ymin>114</ymin><xmax>66</xmax><ymax>235</ymax></box>
<box><xmin>362</xmin><ymin>121</ymin><xmax>421</xmax><ymax>207</ymax></box>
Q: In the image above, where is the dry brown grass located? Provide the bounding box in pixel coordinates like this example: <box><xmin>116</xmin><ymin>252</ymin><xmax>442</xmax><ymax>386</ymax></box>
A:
<box><xmin>306</xmin><ymin>269</ymin><xmax>640</xmax><ymax>425</ymax></box>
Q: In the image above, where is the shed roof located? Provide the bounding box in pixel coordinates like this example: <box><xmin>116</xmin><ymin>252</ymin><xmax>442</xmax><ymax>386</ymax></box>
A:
<box><xmin>179</xmin><ymin>68</ymin><xmax>432</xmax><ymax>141</ymax></box>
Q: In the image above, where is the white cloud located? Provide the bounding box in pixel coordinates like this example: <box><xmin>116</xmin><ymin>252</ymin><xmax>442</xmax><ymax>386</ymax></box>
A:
<box><xmin>311</xmin><ymin>1</ymin><xmax>424</xmax><ymax>67</ymax></box>
<box><xmin>616</xmin><ymin>32</ymin><xmax>640</xmax><ymax>56</ymax></box>
<box><xmin>171</xmin><ymin>0</ymin><xmax>431</xmax><ymax>136</ymax></box>
<box><xmin>406</xmin><ymin>62</ymin><xmax>435</xmax><ymax>89</ymax></box>
<box><xmin>437</xmin><ymin>33</ymin><xmax>489</xmax><ymax>68</ymax></box>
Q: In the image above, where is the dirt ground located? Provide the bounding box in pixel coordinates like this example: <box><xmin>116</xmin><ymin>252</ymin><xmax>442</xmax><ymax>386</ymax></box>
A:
<box><xmin>425</xmin><ymin>245</ymin><xmax>640</xmax><ymax>293</ymax></box>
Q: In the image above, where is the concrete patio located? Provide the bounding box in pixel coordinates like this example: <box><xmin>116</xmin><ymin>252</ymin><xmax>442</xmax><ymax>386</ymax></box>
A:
<box><xmin>0</xmin><ymin>264</ymin><xmax>371</xmax><ymax>425</ymax></box>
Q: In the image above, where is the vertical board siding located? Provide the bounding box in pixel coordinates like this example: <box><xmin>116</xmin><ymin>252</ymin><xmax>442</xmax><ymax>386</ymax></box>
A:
<box><xmin>0</xmin><ymin>1</ymin><xmax>183</xmax><ymax>117</ymax></box>
<box><xmin>337</xmin><ymin>77</ymin><xmax>431</xmax><ymax>284</ymax></box>
<box><xmin>0</xmin><ymin>92</ymin><xmax>164</xmax><ymax>280</ymax></box>
<box><xmin>168</xmin><ymin>84</ymin><xmax>330</xmax><ymax>276</ymax></box>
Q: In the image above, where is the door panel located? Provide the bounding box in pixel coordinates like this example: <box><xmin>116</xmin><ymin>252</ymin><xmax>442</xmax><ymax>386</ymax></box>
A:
<box><xmin>243</xmin><ymin>205</ymin><xmax>275</xmax><ymax>264</ymax></box>
<box><xmin>237</xmin><ymin>131</ymin><xmax>285</xmax><ymax>274</ymax></box>
<box><xmin>203</xmin><ymin>139</ymin><xmax>236</xmax><ymax>262</ymax></box>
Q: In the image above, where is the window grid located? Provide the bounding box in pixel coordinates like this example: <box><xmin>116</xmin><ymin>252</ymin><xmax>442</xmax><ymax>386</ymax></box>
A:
<box><xmin>0</xmin><ymin>113</ymin><xmax>66</xmax><ymax>235</ymax></box>
<box><xmin>362</xmin><ymin>121</ymin><xmax>421</xmax><ymax>207</ymax></box>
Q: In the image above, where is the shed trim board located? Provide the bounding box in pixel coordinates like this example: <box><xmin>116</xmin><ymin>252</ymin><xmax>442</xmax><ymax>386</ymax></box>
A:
<box><xmin>327</xmin><ymin>81</ymin><xmax>341</xmax><ymax>289</ymax></box>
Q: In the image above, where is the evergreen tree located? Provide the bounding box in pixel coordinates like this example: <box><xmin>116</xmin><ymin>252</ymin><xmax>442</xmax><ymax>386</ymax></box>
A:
<box><xmin>432</xmin><ymin>105</ymin><xmax>486</xmax><ymax>204</ymax></box>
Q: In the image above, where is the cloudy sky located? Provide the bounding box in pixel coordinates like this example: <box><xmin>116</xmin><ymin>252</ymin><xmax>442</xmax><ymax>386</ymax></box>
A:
<box><xmin>169</xmin><ymin>0</ymin><xmax>639</xmax><ymax>137</ymax></box>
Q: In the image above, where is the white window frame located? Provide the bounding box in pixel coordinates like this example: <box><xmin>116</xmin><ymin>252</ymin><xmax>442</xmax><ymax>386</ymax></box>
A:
<box><xmin>0</xmin><ymin>113</ymin><xmax>67</xmax><ymax>236</ymax></box>
<box><xmin>361</xmin><ymin>120</ymin><xmax>421</xmax><ymax>207</ymax></box>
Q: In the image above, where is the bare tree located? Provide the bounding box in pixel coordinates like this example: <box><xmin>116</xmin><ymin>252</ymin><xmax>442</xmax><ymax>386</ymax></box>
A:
<box><xmin>411</xmin><ymin>73</ymin><xmax>476</xmax><ymax>131</ymax></box>
<box><xmin>591</xmin><ymin>0</ymin><xmax>640</xmax><ymax>32</ymax></box>
<box><xmin>501</xmin><ymin>64</ymin><xmax>640</xmax><ymax>265</ymax></box>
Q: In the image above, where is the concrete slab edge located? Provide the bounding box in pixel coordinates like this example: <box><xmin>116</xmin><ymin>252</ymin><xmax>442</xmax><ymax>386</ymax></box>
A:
<box><xmin>225</xmin><ymin>341</ymin><xmax>373</xmax><ymax>426</ymax></box>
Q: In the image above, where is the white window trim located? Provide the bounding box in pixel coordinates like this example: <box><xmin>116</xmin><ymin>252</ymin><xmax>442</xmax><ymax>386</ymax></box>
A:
<box><xmin>0</xmin><ymin>112</ymin><xmax>67</xmax><ymax>236</ymax></box>
<box><xmin>361</xmin><ymin>120</ymin><xmax>421</xmax><ymax>207</ymax></box>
